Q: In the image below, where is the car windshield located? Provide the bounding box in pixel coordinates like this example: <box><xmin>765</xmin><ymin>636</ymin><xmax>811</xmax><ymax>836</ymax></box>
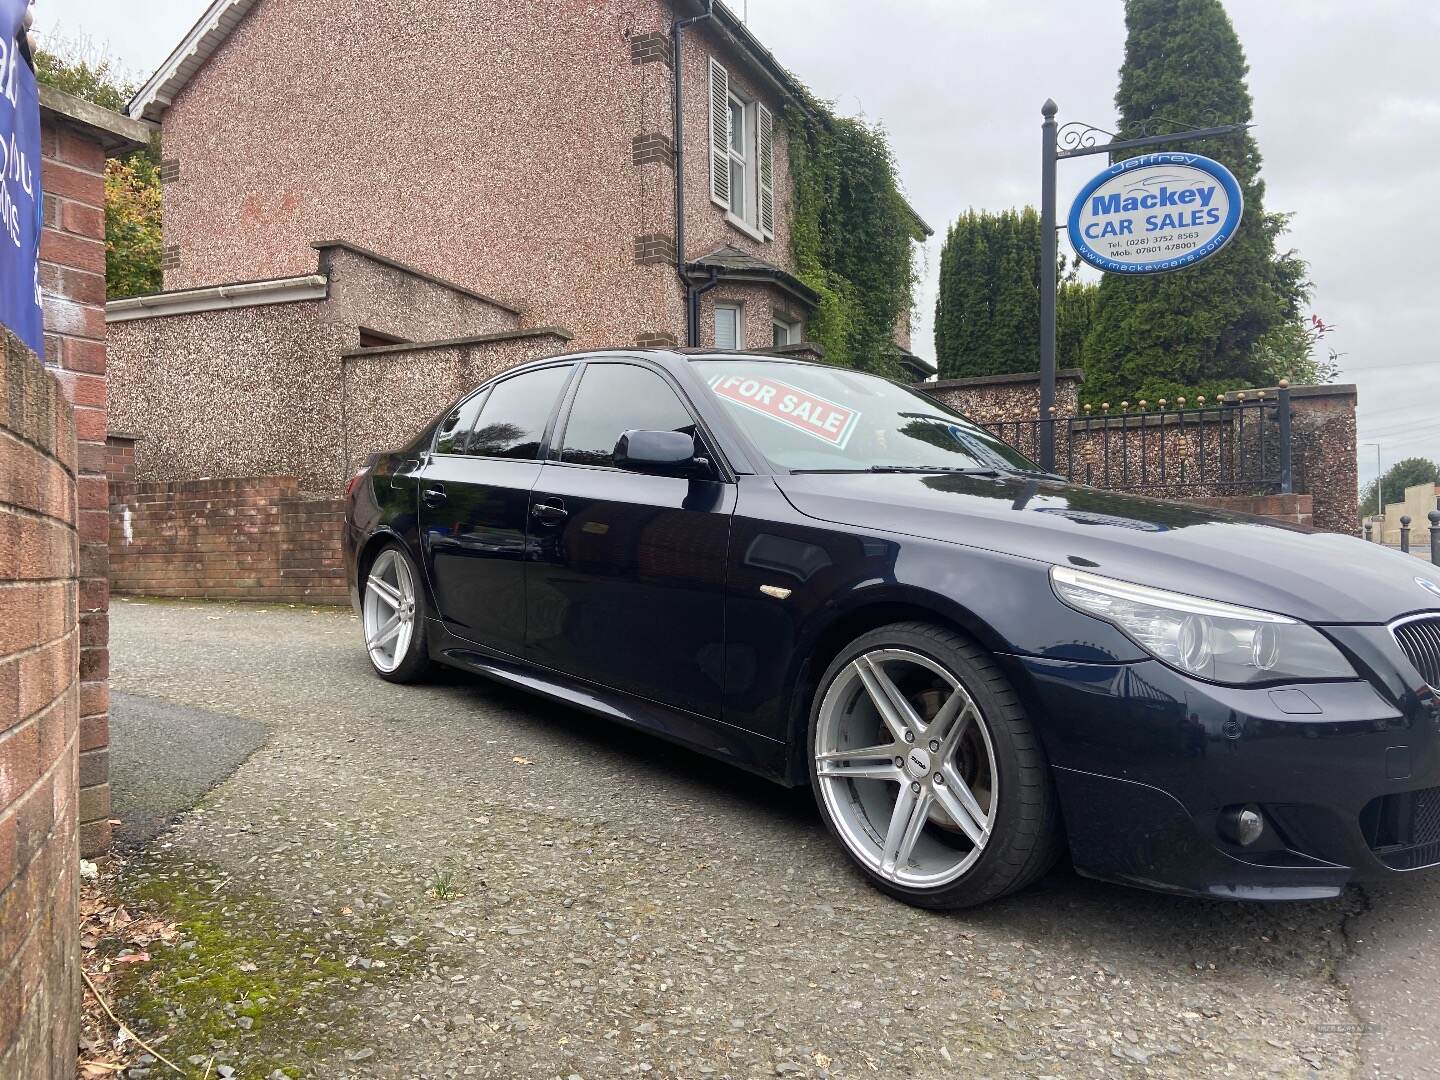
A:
<box><xmin>694</xmin><ymin>358</ymin><xmax>1044</xmax><ymax>475</ymax></box>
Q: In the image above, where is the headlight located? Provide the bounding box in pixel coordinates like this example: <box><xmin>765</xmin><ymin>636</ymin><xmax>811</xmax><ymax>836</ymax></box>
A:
<box><xmin>1050</xmin><ymin>566</ymin><xmax>1356</xmax><ymax>685</ymax></box>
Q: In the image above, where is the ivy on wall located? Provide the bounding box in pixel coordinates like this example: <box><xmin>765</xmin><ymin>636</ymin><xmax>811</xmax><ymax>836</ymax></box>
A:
<box><xmin>788</xmin><ymin>91</ymin><xmax>917</xmax><ymax>377</ymax></box>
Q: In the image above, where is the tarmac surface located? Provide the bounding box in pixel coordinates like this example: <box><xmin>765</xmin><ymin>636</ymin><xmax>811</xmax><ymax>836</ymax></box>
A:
<box><xmin>108</xmin><ymin>597</ymin><xmax>1440</xmax><ymax>1079</ymax></box>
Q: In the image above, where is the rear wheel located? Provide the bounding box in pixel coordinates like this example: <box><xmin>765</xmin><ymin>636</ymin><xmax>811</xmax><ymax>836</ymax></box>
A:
<box><xmin>362</xmin><ymin>544</ymin><xmax>431</xmax><ymax>683</ymax></box>
<box><xmin>808</xmin><ymin>621</ymin><xmax>1060</xmax><ymax>908</ymax></box>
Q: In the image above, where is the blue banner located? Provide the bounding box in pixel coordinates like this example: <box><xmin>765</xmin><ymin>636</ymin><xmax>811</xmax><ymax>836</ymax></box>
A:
<box><xmin>0</xmin><ymin>1</ymin><xmax>42</xmax><ymax>357</ymax></box>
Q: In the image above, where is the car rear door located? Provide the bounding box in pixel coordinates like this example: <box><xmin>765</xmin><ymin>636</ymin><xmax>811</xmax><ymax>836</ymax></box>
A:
<box><xmin>416</xmin><ymin>363</ymin><xmax>574</xmax><ymax>657</ymax></box>
<box><xmin>526</xmin><ymin>360</ymin><xmax>734</xmax><ymax>718</ymax></box>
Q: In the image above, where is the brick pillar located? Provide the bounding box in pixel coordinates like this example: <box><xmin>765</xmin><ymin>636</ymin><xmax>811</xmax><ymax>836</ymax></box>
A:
<box><xmin>0</xmin><ymin>328</ymin><xmax>82</xmax><ymax>1078</ymax></box>
<box><xmin>38</xmin><ymin>86</ymin><xmax>150</xmax><ymax>856</ymax></box>
<box><xmin>1286</xmin><ymin>384</ymin><xmax>1359</xmax><ymax>535</ymax></box>
<box><xmin>918</xmin><ymin>368</ymin><xmax>1084</xmax><ymax>423</ymax></box>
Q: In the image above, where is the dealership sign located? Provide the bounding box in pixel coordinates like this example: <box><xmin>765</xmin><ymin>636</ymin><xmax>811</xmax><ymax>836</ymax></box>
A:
<box><xmin>1067</xmin><ymin>153</ymin><xmax>1243</xmax><ymax>275</ymax></box>
<box><xmin>0</xmin><ymin>3</ymin><xmax>42</xmax><ymax>356</ymax></box>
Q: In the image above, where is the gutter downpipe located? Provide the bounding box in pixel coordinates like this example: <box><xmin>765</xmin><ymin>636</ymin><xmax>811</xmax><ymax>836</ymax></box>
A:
<box><xmin>673</xmin><ymin>0</ymin><xmax>716</xmax><ymax>347</ymax></box>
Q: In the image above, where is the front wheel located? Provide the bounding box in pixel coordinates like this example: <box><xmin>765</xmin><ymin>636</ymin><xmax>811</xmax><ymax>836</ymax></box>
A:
<box><xmin>362</xmin><ymin>544</ymin><xmax>431</xmax><ymax>683</ymax></box>
<box><xmin>808</xmin><ymin>621</ymin><xmax>1060</xmax><ymax>909</ymax></box>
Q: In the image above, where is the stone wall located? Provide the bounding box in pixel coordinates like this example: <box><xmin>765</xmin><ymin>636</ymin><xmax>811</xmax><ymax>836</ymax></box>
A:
<box><xmin>0</xmin><ymin>330</ymin><xmax>81</xmax><ymax>1078</ymax></box>
<box><xmin>109</xmin><ymin>477</ymin><xmax>347</xmax><ymax>604</ymax></box>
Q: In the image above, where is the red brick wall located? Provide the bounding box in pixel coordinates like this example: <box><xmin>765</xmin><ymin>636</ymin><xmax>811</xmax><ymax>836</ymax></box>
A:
<box><xmin>1192</xmin><ymin>493</ymin><xmax>1314</xmax><ymax>528</ymax></box>
<box><xmin>110</xmin><ymin>477</ymin><xmax>348</xmax><ymax>604</ymax></box>
<box><xmin>104</xmin><ymin>434</ymin><xmax>137</xmax><ymax>484</ymax></box>
<box><xmin>41</xmin><ymin>112</ymin><xmax>113</xmax><ymax>857</ymax></box>
<box><xmin>0</xmin><ymin>329</ymin><xmax>82</xmax><ymax>1078</ymax></box>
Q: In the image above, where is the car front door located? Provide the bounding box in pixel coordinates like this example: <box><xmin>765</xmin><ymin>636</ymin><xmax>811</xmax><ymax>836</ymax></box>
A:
<box><xmin>526</xmin><ymin>361</ymin><xmax>734</xmax><ymax>718</ymax></box>
<box><xmin>416</xmin><ymin>363</ymin><xmax>573</xmax><ymax>656</ymax></box>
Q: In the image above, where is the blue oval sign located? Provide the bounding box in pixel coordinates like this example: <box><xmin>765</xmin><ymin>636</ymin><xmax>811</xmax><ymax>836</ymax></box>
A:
<box><xmin>1067</xmin><ymin>152</ymin><xmax>1243</xmax><ymax>275</ymax></box>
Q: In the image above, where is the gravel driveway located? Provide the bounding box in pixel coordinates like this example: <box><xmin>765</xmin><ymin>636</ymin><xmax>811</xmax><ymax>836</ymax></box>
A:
<box><xmin>108</xmin><ymin>599</ymin><xmax>1440</xmax><ymax>1079</ymax></box>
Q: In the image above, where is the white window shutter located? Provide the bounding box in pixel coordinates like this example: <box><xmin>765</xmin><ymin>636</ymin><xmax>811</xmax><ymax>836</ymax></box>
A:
<box><xmin>709</xmin><ymin>58</ymin><xmax>730</xmax><ymax>208</ymax></box>
<box><xmin>758</xmin><ymin>104</ymin><xmax>775</xmax><ymax>240</ymax></box>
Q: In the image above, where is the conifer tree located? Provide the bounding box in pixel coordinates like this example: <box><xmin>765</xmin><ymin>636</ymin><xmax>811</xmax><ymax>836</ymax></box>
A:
<box><xmin>1080</xmin><ymin>0</ymin><xmax>1308</xmax><ymax>404</ymax></box>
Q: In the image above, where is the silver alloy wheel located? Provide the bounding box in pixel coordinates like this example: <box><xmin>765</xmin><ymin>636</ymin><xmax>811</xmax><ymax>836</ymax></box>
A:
<box><xmin>815</xmin><ymin>648</ymin><xmax>999</xmax><ymax>888</ymax></box>
<box><xmin>363</xmin><ymin>549</ymin><xmax>417</xmax><ymax>673</ymax></box>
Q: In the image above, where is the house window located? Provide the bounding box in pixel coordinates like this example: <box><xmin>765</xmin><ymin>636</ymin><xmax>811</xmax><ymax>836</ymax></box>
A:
<box><xmin>709</xmin><ymin>58</ymin><xmax>775</xmax><ymax>241</ymax></box>
<box><xmin>728</xmin><ymin>95</ymin><xmax>748</xmax><ymax>223</ymax></box>
<box><xmin>715</xmin><ymin>303</ymin><xmax>744</xmax><ymax>350</ymax></box>
<box><xmin>772</xmin><ymin>319</ymin><xmax>800</xmax><ymax>348</ymax></box>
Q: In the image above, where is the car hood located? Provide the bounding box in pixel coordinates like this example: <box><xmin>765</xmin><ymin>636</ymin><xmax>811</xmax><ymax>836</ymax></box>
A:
<box><xmin>774</xmin><ymin>472</ymin><xmax>1440</xmax><ymax>625</ymax></box>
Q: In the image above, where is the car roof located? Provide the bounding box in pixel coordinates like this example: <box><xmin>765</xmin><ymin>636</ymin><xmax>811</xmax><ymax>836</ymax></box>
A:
<box><xmin>515</xmin><ymin>347</ymin><xmax>827</xmax><ymax>369</ymax></box>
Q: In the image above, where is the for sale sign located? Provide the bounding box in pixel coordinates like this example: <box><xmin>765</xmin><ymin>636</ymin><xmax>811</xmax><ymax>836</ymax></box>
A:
<box><xmin>1067</xmin><ymin>153</ymin><xmax>1243</xmax><ymax>275</ymax></box>
<box><xmin>708</xmin><ymin>374</ymin><xmax>860</xmax><ymax>448</ymax></box>
<box><xmin>0</xmin><ymin>4</ymin><xmax>41</xmax><ymax>357</ymax></box>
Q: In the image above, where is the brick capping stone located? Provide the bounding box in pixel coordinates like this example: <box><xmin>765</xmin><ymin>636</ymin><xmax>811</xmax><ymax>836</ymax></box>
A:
<box><xmin>0</xmin><ymin>328</ymin><xmax>82</xmax><ymax>1079</ymax></box>
<box><xmin>38</xmin><ymin>84</ymin><xmax>151</xmax><ymax>154</ymax></box>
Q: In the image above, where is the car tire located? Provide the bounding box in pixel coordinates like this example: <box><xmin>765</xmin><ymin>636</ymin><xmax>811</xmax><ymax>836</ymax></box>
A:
<box><xmin>808</xmin><ymin>621</ymin><xmax>1061</xmax><ymax>909</ymax></box>
<box><xmin>361</xmin><ymin>542</ymin><xmax>432</xmax><ymax>684</ymax></box>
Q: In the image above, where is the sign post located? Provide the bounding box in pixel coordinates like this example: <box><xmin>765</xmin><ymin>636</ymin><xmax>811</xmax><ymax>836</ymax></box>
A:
<box><xmin>0</xmin><ymin>0</ymin><xmax>42</xmax><ymax>357</ymax></box>
<box><xmin>1037</xmin><ymin>102</ymin><xmax>1250</xmax><ymax>468</ymax></box>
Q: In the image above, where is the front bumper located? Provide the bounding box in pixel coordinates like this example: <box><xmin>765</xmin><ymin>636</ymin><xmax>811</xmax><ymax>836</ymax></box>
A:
<box><xmin>1005</xmin><ymin>635</ymin><xmax>1440</xmax><ymax>900</ymax></box>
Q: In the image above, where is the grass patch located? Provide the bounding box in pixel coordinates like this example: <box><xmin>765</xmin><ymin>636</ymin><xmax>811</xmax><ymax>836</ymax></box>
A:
<box><xmin>104</xmin><ymin>852</ymin><xmax>418</xmax><ymax>1077</ymax></box>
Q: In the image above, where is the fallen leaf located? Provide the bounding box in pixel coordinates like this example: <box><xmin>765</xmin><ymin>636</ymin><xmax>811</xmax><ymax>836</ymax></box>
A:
<box><xmin>512</xmin><ymin>756</ymin><xmax>534</xmax><ymax>766</ymax></box>
<box><xmin>114</xmin><ymin>952</ymin><xmax>150</xmax><ymax>964</ymax></box>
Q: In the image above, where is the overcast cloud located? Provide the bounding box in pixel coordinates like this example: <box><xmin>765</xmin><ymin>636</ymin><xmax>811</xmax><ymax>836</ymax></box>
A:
<box><xmin>36</xmin><ymin>0</ymin><xmax>1439</xmax><ymax>487</ymax></box>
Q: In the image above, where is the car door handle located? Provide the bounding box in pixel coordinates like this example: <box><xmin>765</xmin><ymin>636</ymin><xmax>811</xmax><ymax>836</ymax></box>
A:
<box><xmin>530</xmin><ymin>499</ymin><xmax>568</xmax><ymax>525</ymax></box>
<box><xmin>421</xmin><ymin>483</ymin><xmax>447</xmax><ymax>508</ymax></box>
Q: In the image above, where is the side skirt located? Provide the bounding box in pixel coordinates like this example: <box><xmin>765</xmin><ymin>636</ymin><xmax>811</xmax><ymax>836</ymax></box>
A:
<box><xmin>426</xmin><ymin>619</ymin><xmax>791</xmax><ymax>783</ymax></box>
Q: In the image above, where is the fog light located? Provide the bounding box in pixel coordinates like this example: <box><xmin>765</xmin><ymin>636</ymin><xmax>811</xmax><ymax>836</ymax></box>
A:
<box><xmin>1219</xmin><ymin>805</ymin><xmax>1265</xmax><ymax>847</ymax></box>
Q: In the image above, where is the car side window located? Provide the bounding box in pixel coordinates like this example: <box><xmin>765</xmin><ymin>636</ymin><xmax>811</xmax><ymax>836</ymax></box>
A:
<box><xmin>433</xmin><ymin>390</ymin><xmax>488</xmax><ymax>455</ymax></box>
<box><xmin>560</xmin><ymin>364</ymin><xmax>696</xmax><ymax>469</ymax></box>
<box><xmin>470</xmin><ymin>366</ymin><xmax>571</xmax><ymax>459</ymax></box>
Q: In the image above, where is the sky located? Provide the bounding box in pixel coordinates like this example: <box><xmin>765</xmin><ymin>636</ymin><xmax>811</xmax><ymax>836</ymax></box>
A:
<box><xmin>35</xmin><ymin>0</ymin><xmax>1440</xmax><ymax>489</ymax></box>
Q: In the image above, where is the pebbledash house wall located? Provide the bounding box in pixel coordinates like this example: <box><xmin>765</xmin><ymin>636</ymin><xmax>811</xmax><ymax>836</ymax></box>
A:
<box><xmin>152</xmin><ymin>0</ymin><xmax>800</xmax><ymax>351</ymax></box>
<box><xmin>107</xmin><ymin>242</ymin><xmax>567</xmax><ymax>494</ymax></box>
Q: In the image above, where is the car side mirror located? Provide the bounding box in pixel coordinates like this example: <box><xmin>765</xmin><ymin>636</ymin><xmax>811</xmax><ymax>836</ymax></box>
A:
<box><xmin>613</xmin><ymin>429</ymin><xmax>706</xmax><ymax>477</ymax></box>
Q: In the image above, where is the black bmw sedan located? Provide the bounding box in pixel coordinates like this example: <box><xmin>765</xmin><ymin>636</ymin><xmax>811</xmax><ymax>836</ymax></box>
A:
<box><xmin>343</xmin><ymin>349</ymin><xmax>1440</xmax><ymax>908</ymax></box>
